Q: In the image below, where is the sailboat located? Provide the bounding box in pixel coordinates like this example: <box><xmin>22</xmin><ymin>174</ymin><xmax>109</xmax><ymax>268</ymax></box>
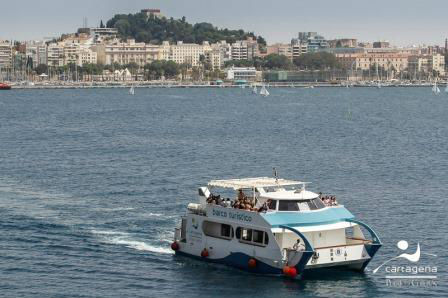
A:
<box><xmin>252</xmin><ymin>85</ymin><xmax>258</xmax><ymax>94</ymax></box>
<box><xmin>377</xmin><ymin>81</ymin><xmax>381</xmax><ymax>89</ymax></box>
<box><xmin>260</xmin><ymin>85</ymin><xmax>270</xmax><ymax>97</ymax></box>
<box><xmin>432</xmin><ymin>82</ymin><xmax>440</xmax><ymax>94</ymax></box>
<box><xmin>129</xmin><ymin>85</ymin><xmax>135</xmax><ymax>95</ymax></box>
<box><xmin>445</xmin><ymin>84</ymin><xmax>448</xmax><ymax>93</ymax></box>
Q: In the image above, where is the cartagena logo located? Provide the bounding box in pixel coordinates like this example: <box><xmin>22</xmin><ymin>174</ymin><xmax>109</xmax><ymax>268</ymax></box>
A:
<box><xmin>373</xmin><ymin>240</ymin><xmax>438</xmax><ymax>288</ymax></box>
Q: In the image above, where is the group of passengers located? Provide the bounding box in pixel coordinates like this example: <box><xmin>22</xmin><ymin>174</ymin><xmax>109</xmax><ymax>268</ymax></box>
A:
<box><xmin>320</xmin><ymin>193</ymin><xmax>338</xmax><ymax>206</ymax></box>
<box><xmin>206</xmin><ymin>194</ymin><xmax>232</xmax><ymax>207</ymax></box>
<box><xmin>233</xmin><ymin>190</ymin><xmax>257</xmax><ymax>211</ymax></box>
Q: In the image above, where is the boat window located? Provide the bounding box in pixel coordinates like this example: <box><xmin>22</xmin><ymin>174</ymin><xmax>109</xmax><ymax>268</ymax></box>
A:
<box><xmin>242</xmin><ymin>228</ymin><xmax>252</xmax><ymax>242</ymax></box>
<box><xmin>278</xmin><ymin>199</ymin><xmax>326</xmax><ymax>211</ymax></box>
<box><xmin>298</xmin><ymin>201</ymin><xmax>310</xmax><ymax>211</ymax></box>
<box><xmin>203</xmin><ymin>221</ymin><xmax>233</xmax><ymax>240</ymax></box>
<box><xmin>278</xmin><ymin>200</ymin><xmax>300</xmax><ymax>211</ymax></box>
<box><xmin>268</xmin><ymin>199</ymin><xmax>277</xmax><ymax>210</ymax></box>
<box><xmin>313</xmin><ymin>198</ymin><xmax>326</xmax><ymax>209</ymax></box>
<box><xmin>236</xmin><ymin>227</ymin><xmax>269</xmax><ymax>247</ymax></box>
<box><xmin>253</xmin><ymin>230</ymin><xmax>264</xmax><ymax>244</ymax></box>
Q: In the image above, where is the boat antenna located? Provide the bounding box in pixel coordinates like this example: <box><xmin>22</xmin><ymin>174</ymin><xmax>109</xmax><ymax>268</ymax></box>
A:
<box><xmin>273</xmin><ymin>167</ymin><xmax>279</xmax><ymax>186</ymax></box>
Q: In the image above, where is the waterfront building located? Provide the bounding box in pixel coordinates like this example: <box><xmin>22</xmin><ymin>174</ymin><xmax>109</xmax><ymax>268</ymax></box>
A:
<box><xmin>408</xmin><ymin>54</ymin><xmax>445</xmax><ymax>76</ymax></box>
<box><xmin>161</xmin><ymin>41</ymin><xmax>211</xmax><ymax>67</ymax></box>
<box><xmin>226</xmin><ymin>66</ymin><xmax>257</xmax><ymax>81</ymax></box>
<box><xmin>0</xmin><ymin>41</ymin><xmax>13</xmax><ymax>69</ymax></box>
<box><xmin>334</xmin><ymin>51</ymin><xmax>408</xmax><ymax>73</ymax></box>
<box><xmin>94</xmin><ymin>39</ymin><xmax>161</xmax><ymax>67</ymax></box>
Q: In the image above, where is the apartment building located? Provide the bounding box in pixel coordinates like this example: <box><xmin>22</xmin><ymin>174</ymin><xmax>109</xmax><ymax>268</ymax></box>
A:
<box><xmin>408</xmin><ymin>54</ymin><xmax>445</xmax><ymax>76</ymax></box>
<box><xmin>94</xmin><ymin>39</ymin><xmax>161</xmax><ymax>66</ymax></box>
<box><xmin>47</xmin><ymin>44</ymin><xmax>65</xmax><ymax>67</ymax></box>
<box><xmin>266</xmin><ymin>43</ymin><xmax>293</xmax><ymax>59</ymax></box>
<box><xmin>0</xmin><ymin>41</ymin><xmax>13</xmax><ymax>69</ymax></box>
<box><xmin>230</xmin><ymin>38</ymin><xmax>258</xmax><ymax>60</ymax></box>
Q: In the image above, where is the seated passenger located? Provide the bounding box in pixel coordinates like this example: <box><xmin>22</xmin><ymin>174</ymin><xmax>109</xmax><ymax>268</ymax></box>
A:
<box><xmin>293</xmin><ymin>239</ymin><xmax>305</xmax><ymax>251</ymax></box>
<box><xmin>258</xmin><ymin>203</ymin><xmax>268</xmax><ymax>213</ymax></box>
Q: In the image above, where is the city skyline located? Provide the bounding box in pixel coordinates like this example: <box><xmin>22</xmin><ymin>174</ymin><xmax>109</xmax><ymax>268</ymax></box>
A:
<box><xmin>1</xmin><ymin>0</ymin><xmax>447</xmax><ymax>46</ymax></box>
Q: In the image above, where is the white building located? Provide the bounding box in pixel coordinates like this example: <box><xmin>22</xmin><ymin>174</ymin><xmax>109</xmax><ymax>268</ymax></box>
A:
<box><xmin>226</xmin><ymin>66</ymin><xmax>257</xmax><ymax>81</ymax></box>
<box><xmin>95</xmin><ymin>39</ymin><xmax>160</xmax><ymax>67</ymax></box>
<box><xmin>47</xmin><ymin>44</ymin><xmax>65</xmax><ymax>67</ymax></box>
<box><xmin>0</xmin><ymin>41</ymin><xmax>13</xmax><ymax>69</ymax></box>
<box><xmin>230</xmin><ymin>39</ymin><xmax>258</xmax><ymax>61</ymax></box>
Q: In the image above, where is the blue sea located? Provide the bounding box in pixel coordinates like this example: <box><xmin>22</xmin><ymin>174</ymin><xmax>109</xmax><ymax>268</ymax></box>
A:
<box><xmin>0</xmin><ymin>87</ymin><xmax>446</xmax><ymax>297</ymax></box>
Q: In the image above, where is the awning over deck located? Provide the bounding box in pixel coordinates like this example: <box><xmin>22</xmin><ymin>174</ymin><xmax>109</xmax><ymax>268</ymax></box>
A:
<box><xmin>208</xmin><ymin>177</ymin><xmax>306</xmax><ymax>190</ymax></box>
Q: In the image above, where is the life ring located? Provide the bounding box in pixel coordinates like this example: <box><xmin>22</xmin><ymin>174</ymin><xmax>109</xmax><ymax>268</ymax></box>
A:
<box><xmin>171</xmin><ymin>242</ymin><xmax>179</xmax><ymax>251</ymax></box>
<box><xmin>201</xmin><ymin>248</ymin><xmax>209</xmax><ymax>258</ymax></box>
<box><xmin>248</xmin><ymin>258</ymin><xmax>257</xmax><ymax>268</ymax></box>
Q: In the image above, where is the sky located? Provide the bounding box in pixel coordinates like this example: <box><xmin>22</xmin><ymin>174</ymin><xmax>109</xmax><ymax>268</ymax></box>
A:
<box><xmin>1</xmin><ymin>0</ymin><xmax>447</xmax><ymax>46</ymax></box>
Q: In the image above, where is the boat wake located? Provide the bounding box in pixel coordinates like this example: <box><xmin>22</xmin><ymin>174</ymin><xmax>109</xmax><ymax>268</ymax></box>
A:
<box><xmin>110</xmin><ymin>238</ymin><xmax>173</xmax><ymax>254</ymax></box>
<box><xmin>91</xmin><ymin>229</ymin><xmax>173</xmax><ymax>255</ymax></box>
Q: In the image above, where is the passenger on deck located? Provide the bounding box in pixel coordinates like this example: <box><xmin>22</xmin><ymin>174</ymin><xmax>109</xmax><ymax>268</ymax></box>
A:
<box><xmin>257</xmin><ymin>199</ymin><xmax>271</xmax><ymax>213</ymax></box>
<box><xmin>293</xmin><ymin>239</ymin><xmax>305</xmax><ymax>251</ymax></box>
<box><xmin>238</xmin><ymin>189</ymin><xmax>245</xmax><ymax>201</ymax></box>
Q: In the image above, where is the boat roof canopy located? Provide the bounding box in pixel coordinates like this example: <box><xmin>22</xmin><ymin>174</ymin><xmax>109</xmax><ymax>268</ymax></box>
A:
<box><xmin>208</xmin><ymin>177</ymin><xmax>307</xmax><ymax>190</ymax></box>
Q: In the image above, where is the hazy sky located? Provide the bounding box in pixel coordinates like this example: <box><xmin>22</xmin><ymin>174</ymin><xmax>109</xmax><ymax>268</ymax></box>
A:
<box><xmin>1</xmin><ymin>0</ymin><xmax>447</xmax><ymax>46</ymax></box>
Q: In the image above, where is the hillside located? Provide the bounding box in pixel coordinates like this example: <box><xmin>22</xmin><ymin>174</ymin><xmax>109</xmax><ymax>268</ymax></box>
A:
<box><xmin>106</xmin><ymin>12</ymin><xmax>266</xmax><ymax>45</ymax></box>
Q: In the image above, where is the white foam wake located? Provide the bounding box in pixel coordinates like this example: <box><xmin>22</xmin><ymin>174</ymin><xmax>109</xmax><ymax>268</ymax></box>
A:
<box><xmin>90</xmin><ymin>230</ymin><xmax>130</xmax><ymax>236</ymax></box>
<box><xmin>91</xmin><ymin>229</ymin><xmax>173</xmax><ymax>255</ymax></box>
<box><xmin>110</xmin><ymin>238</ymin><xmax>173</xmax><ymax>254</ymax></box>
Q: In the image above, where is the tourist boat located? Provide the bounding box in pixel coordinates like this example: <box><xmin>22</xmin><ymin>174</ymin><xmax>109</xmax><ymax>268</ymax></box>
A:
<box><xmin>0</xmin><ymin>83</ymin><xmax>11</xmax><ymax>90</ymax></box>
<box><xmin>172</xmin><ymin>177</ymin><xmax>381</xmax><ymax>278</ymax></box>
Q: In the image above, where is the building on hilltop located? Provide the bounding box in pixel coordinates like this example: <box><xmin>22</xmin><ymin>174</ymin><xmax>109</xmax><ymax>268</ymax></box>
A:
<box><xmin>141</xmin><ymin>9</ymin><xmax>162</xmax><ymax>18</ymax></box>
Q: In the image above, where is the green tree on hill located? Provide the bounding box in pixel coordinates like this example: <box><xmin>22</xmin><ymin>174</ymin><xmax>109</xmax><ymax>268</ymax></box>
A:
<box><xmin>106</xmin><ymin>12</ymin><xmax>264</xmax><ymax>45</ymax></box>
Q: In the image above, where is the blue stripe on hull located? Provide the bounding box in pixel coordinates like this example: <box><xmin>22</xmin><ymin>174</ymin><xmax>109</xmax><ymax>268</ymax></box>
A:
<box><xmin>176</xmin><ymin>251</ymin><xmax>282</xmax><ymax>275</ymax></box>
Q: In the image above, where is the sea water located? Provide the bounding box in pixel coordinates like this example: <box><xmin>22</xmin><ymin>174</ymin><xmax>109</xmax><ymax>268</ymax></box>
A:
<box><xmin>0</xmin><ymin>87</ymin><xmax>446</xmax><ymax>297</ymax></box>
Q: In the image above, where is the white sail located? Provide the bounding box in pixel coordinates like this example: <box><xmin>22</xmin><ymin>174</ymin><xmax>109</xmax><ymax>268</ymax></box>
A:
<box><xmin>129</xmin><ymin>86</ymin><xmax>135</xmax><ymax>95</ymax></box>
<box><xmin>252</xmin><ymin>86</ymin><xmax>258</xmax><ymax>94</ymax></box>
<box><xmin>432</xmin><ymin>83</ymin><xmax>440</xmax><ymax>94</ymax></box>
<box><xmin>260</xmin><ymin>85</ymin><xmax>269</xmax><ymax>97</ymax></box>
<box><xmin>445</xmin><ymin>85</ymin><xmax>448</xmax><ymax>93</ymax></box>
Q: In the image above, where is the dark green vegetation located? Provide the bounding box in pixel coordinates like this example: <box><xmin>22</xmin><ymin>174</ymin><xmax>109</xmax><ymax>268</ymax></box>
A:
<box><xmin>225</xmin><ymin>52</ymin><xmax>341</xmax><ymax>70</ymax></box>
<box><xmin>293</xmin><ymin>52</ymin><xmax>341</xmax><ymax>70</ymax></box>
<box><xmin>106</xmin><ymin>12</ymin><xmax>266</xmax><ymax>45</ymax></box>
